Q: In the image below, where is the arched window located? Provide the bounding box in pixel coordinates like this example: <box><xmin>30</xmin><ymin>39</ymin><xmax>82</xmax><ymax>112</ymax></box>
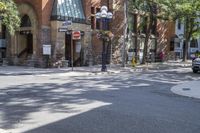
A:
<box><xmin>170</xmin><ymin>35</ymin><xmax>179</xmax><ymax>51</ymax></box>
<box><xmin>20</xmin><ymin>15</ymin><xmax>31</xmax><ymax>27</ymax></box>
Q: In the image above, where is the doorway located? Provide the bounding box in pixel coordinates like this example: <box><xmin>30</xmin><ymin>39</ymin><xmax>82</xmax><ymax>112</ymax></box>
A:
<box><xmin>18</xmin><ymin>31</ymin><xmax>33</xmax><ymax>58</ymax></box>
<box><xmin>27</xmin><ymin>33</ymin><xmax>33</xmax><ymax>54</ymax></box>
<box><xmin>65</xmin><ymin>34</ymin><xmax>81</xmax><ymax>66</ymax></box>
<box><xmin>65</xmin><ymin>34</ymin><xmax>73</xmax><ymax>66</ymax></box>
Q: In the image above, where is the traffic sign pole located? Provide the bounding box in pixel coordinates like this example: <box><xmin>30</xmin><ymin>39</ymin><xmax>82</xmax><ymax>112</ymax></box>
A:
<box><xmin>71</xmin><ymin>33</ymin><xmax>74</xmax><ymax>71</ymax></box>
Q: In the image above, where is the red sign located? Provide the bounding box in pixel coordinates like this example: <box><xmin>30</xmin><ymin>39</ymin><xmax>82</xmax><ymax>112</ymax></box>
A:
<box><xmin>72</xmin><ymin>31</ymin><xmax>81</xmax><ymax>40</ymax></box>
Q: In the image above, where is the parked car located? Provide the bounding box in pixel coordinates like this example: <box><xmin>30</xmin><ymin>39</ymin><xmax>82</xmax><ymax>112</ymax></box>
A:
<box><xmin>192</xmin><ymin>57</ymin><xmax>200</xmax><ymax>73</ymax></box>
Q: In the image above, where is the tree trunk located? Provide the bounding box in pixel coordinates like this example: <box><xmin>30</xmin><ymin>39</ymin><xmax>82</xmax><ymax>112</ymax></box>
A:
<box><xmin>182</xmin><ymin>17</ymin><xmax>191</xmax><ymax>62</ymax></box>
<box><xmin>122</xmin><ymin>0</ymin><xmax>128</xmax><ymax>67</ymax></box>
<box><xmin>142</xmin><ymin>16</ymin><xmax>153</xmax><ymax>64</ymax></box>
<box><xmin>183</xmin><ymin>39</ymin><xmax>189</xmax><ymax>62</ymax></box>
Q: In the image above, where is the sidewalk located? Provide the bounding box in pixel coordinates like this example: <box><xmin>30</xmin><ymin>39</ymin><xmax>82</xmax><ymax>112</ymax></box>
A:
<box><xmin>1</xmin><ymin>63</ymin><xmax>199</xmax><ymax>100</ymax></box>
<box><xmin>0</xmin><ymin>65</ymin><xmax>122</xmax><ymax>76</ymax></box>
<box><xmin>0</xmin><ymin>60</ymin><xmax>193</xmax><ymax>76</ymax></box>
<box><xmin>171</xmin><ymin>80</ymin><xmax>200</xmax><ymax>99</ymax></box>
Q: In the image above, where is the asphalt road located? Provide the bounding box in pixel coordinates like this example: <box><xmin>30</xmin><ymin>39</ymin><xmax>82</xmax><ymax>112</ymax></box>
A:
<box><xmin>0</xmin><ymin>66</ymin><xmax>200</xmax><ymax>133</ymax></box>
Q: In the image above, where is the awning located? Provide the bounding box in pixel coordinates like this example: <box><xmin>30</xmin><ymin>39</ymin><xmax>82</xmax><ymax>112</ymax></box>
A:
<box><xmin>51</xmin><ymin>0</ymin><xmax>86</xmax><ymax>23</ymax></box>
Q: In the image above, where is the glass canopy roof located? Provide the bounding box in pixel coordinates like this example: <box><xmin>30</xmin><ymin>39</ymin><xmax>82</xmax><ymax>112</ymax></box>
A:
<box><xmin>51</xmin><ymin>0</ymin><xmax>86</xmax><ymax>23</ymax></box>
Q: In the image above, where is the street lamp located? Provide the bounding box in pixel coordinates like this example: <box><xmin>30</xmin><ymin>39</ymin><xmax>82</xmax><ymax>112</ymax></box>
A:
<box><xmin>96</xmin><ymin>6</ymin><xmax>113</xmax><ymax>72</ymax></box>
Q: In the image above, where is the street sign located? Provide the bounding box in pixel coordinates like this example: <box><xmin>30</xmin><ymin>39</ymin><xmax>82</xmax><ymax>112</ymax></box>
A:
<box><xmin>43</xmin><ymin>45</ymin><xmax>51</xmax><ymax>55</ymax></box>
<box><xmin>72</xmin><ymin>31</ymin><xmax>81</xmax><ymax>40</ymax></box>
<box><xmin>62</xmin><ymin>20</ymin><xmax>72</xmax><ymax>29</ymax></box>
<box><xmin>58</xmin><ymin>28</ymin><xmax>68</xmax><ymax>32</ymax></box>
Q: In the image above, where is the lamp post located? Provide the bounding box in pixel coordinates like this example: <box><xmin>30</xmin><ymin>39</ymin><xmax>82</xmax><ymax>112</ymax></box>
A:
<box><xmin>96</xmin><ymin>6</ymin><xmax>113</xmax><ymax>72</ymax></box>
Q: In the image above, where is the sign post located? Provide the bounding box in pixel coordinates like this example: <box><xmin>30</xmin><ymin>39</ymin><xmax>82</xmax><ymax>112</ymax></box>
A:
<box><xmin>72</xmin><ymin>31</ymin><xmax>81</xmax><ymax>40</ymax></box>
<box><xmin>71</xmin><ymin>36</ymin><xmax>74</xmax><ymax>71</ymax></box>
<box><xmin>58</xmin><ymin>20</ymin><xmax>74</xmax><ymax>70</ymax></box>
<box><xmin>71</xmin><ymin>31</ymin><xmax>81</xmax><ymax>71</ymax></box>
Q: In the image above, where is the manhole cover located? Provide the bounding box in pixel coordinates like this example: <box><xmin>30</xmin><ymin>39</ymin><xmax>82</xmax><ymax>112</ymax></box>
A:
<box><xmin>182</xmin><ymin>88</ymin><xmax>191</xmax><ymax>91</ymax></box>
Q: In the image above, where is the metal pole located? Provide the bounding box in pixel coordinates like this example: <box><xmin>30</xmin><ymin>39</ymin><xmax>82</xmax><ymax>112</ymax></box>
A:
<box><xmin>101</xmin><ymin>18</ymin><xmax>107</xmax><ymax>72</ymax></box>
<box><xmin>102</xmin><ymin>38</ymin><xmax>107</xmax><ymax>71</ymax></box>
<box><xmin>110</xmin><ymin>40</ymin><xmax>112</xmax><ymax>68</ymax></box>
<box><xmin>71</xmin><ymin>33</ymin><xmax>73</xmax><ymax>71</ymax></box>
<box><xmin>122</xmin><ymin>0</ymin><xmax>128</xmax><ymax>67</ymax></box>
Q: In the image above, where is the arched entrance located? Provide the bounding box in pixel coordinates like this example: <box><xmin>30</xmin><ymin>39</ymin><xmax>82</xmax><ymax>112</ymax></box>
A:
<box><xmin>11</xmin><ymin>3</ymin><xmax>38</xmax><ymax>65</ymax></box>
<box><xmin>17</xmin><ymin>15</ymin><xmax>33</xmax><ymax>59</ymax></box>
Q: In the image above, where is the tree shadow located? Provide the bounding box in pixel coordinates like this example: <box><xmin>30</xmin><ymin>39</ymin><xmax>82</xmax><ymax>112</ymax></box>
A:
<box><xmin>0</xmin><ymin>70</ymin><xmax>200</xmax><ymax>133</ymax></box>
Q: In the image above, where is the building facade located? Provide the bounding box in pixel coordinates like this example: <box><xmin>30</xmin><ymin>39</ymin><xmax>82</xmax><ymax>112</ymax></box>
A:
<box><xmin>127</xmin><ymin>11</ymin><xmax>175</xmax><ymax>63</ymax></box>
<box><xmin>174</xmin><ymin>19</ymin><xmax>200</xmax><ymax>59</ymax></box>
<box><xmin>5</xmin><ymin>0</ymin><xmax>92</xmax><ymax>67</ymax></box>
<box><xmin>0</xmin><ymin>0</ymin><xmax>126</xmax><ymax>67</ymax></box>
<box><xmin>0</xmin><ymin>0</ymin><xmax>176</xmax><ymax>67</ymax></box>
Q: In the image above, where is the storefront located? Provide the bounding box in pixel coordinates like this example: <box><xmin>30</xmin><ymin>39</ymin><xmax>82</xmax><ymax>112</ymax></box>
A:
<box><xmin>50</xmin><ymin>0</ymin><xmax>91</xmax><ymax>67</ymax></box>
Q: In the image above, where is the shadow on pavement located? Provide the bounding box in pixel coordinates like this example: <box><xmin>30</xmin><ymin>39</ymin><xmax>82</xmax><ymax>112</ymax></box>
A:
<box><xmin>0</xmin><ymin>68</ymin><xmax>200</xmax><ymax>133</ymax></box>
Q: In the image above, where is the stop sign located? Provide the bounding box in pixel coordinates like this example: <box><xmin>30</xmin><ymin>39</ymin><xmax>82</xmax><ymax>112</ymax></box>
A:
<box><xmin>72</xmin><ymin>31</ymin><xmax>81</xmax><ymax>40</ymax></box>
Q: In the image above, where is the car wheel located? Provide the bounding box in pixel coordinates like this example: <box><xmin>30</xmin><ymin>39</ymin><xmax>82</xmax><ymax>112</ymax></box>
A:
<box><xmin>193</xmin><ymin>70</ymin><xmax>198</xmax><ymax>73</ymax></box>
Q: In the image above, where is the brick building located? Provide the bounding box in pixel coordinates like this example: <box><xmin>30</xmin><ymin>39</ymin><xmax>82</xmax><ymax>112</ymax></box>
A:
<box><xmin>0</xmin><ymin>0</ymin><xmax>175</xmax><ymax>67</ymax></box>
<box><xmin>127</xmin><ymin>8</ymin><xmax>176</xmax><ymax>63</ymax></box>
<box><xmin>0</xmin><ymin>0</ymin><xmax>126</xmax><ymax>67</ymax></box>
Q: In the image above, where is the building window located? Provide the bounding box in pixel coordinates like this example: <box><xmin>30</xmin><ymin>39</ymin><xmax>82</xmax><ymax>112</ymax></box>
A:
<box><xmin>130</xmin><ymin>14</ymin><xmax>137</xmax><ymax>33</ymax></box>
<box><xmin>20</xmin><ymin>15</ymin><xmax>31</xmax><ymax>27</ymax></box>
<box><xmin>91</xmin><ymin>7</ymin><xmax>95</xmax><ymax>29</ymax></box>
<box><xmin>170</xmin><ymin>40</ymin><xmax>175</xmax><ymax>51</ymax></box>
<box><xmin>176</xmin><ymin>42</ymin><xmax>180</xmax><ymax>48</ymax></box>
<box><xmin>140</xmin><ymin>16</ymin><xmax>147</xmax><ymax>34</ymax></box>
<box><xmin>96</xmin><ymin>8</ymin><xmax>101</xmax><ymax>30</ymax></box>
<box><xmin>190</xmin><ymin>39</ymin><xmax>198</xmax><ymax>48</ymax></box>
<box><xmin>91</xmin><ymin>16</ymin><xmax>95</xmax><ymax>29</ymax></box>
<box><xmin>91</xmin><ymin>7</ymin><xmax>95</xmax><ymax>14</ymax></box>
<box><xmin>151</xmin><ymin>19</ymin><xmax>157</xmax><ymax>35</ymax></box>
<box><xmin>0</xmin><ymin>25</ymin><xmax>6</xmax><ymax>39</ymax></box>
<box><xmin>177</xmin><ymin>19</ymin><xmax>181</xmax><ymax>30</ymax></box>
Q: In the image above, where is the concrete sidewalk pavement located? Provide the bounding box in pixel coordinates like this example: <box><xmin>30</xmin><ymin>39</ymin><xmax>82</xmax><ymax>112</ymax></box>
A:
<box><xmin>0</xmin><ymin>65</ymin><xmax>122</xmax><ymax>76</ymax></box>
<box><xmin>171</xmin><ymin>80</ymin><xmax>200</xmax><ymax>99</ymax></box>
<box><xmin>1</xmin><ymin>62</ymin><xmax>199</xmax><ymax>100</ymax></box>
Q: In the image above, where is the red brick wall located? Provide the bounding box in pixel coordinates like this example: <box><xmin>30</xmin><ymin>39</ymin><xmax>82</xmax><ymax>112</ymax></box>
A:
<box><xmin>15</xmin><ymin>0</ymin><xmax>53</xmax><ymax>27</ymax></box>
<box><xmin>41</xmin><ymin>0</ymin><xmax>53</xmax><ymax>26</ymax></box>
<box><xmin>157</xmin><ymin>20</ymin><xmax>175</xmax><ymax>59</ymax></box>
<box><xmin>15</xmin><ymin>0</ymin><xmax>42</xmax><ymax>25</ymax></box>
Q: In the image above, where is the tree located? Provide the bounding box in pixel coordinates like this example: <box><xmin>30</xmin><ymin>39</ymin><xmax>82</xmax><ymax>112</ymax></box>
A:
<box><xmin>129</xmin><ymin>0</ymin><xmax>200</xmax><ymax>63</ymax></box>
<box><xmin>128</xmin><ymin>0</ymin><xmax>161</xmax><ymax>64</ymax></box>
<box><xmin>161</xmin><ymin>0</ymin><xmax>200</xmax><ymax>62</ymax></box>
<box><xmin>0</xmin><ymin>0</ymin><xmax>20</xmax><ymax>34</ymax></box>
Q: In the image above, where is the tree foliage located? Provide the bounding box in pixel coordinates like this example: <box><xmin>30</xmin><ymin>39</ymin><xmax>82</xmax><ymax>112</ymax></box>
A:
<box><xmin>128</xmin><ymin>0</ymin><xmax>160</xmax><ymax>64</ymax></box>
<box><xmin>128</xmin><ymin>0</ymin><xmax>200</xmax><ymax>62</ymax></box>
<box><xmin>161</xmin><ymin>0</ymin><xmax>200</xmax><ymax>61</ymax></box>
<box><xmin>0</xmin><ymin>0</ymin><xmax>20</xmax><ymax>34</ymax></box>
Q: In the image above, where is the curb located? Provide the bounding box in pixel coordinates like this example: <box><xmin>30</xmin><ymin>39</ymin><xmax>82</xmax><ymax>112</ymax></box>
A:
<box><xmin>171</xmin><ymin>80</ymin><xmax>200</xmax><ymax>99</ymax></box>
<box><xmin>0</xmin><ymin>129</ymin><xmax>8</xmax><ymax>133</ymax></box>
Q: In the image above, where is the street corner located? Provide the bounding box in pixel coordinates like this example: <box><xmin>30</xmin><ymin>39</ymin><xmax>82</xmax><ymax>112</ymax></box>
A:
<box><xmin>171</xmin><ymin>80</ymin><xmax>200</xmax><ymax>99</ymax></box>
<box><xmin>0</xmin><ymin>129</ymin><xmax>8</xmax><ymax>133</ymax></box>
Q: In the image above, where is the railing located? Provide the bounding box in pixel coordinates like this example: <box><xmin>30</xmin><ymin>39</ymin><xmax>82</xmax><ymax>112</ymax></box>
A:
<box><xmin>18</xmin><ymin>48</ymin><xmax>28</xmax><ymax>58</ymax></box>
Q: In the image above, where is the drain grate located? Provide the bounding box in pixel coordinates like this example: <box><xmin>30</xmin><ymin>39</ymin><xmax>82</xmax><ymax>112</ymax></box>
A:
<box><xmin>182</xmin><ymin>88</ymin><xmax>191</xmax><ymax>91</ymax></box>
